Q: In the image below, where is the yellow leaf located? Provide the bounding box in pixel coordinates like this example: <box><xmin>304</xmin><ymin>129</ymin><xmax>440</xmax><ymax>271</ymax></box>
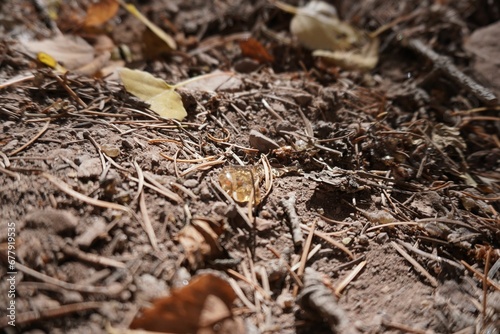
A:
<box><xmin>119</xmin><ymin>68</ymin><xmax>187</xmax><ymax>120</ymax></box>
<box><xmin>37</xmin><ymin>52</ymin><xmax>67</xmax><ymax>73</ymax></box>
<box><xmin>122</xmin><ymin>3</ymin><xmax>177</xmax><ymax>50</ymax></box>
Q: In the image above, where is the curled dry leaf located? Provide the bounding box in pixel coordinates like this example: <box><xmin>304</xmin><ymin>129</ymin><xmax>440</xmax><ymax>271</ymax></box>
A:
<box><xmin>130</xmin><ymin>273</ymin><xmax>245</xmax><ymax>334</ymax></box>
<box><xmin>118</xmin><ymin>68</ymin><xmax>187</xmax><ymax>120</ymax></box>
<box><xmin>239</xmin><ymin>37</ymin><xmax>274</xmax><ymax>63</ymax></box>
<box><xmin>176</xmin><ymin>217</ymin><xmax>225</xmax><ymax>268</ymax></box>
<box><xmin>274</xmin><ymin>0</ymin><xmax>379</xmax><ymax>71</ymax></box>
<box><xmin>84</xmin><ymin>0</ymin><xmax>119</xmax><ymax>27</ymax></box>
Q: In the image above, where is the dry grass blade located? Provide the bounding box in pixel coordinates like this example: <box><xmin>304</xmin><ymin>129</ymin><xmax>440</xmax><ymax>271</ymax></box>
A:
<box><xmin>0</xmin><ymin>301</ymin><xmax>104</xmax><ymax>327</ymax></box>
<box><xmin>301</xmin><ymin>223</ymin><xmax>355</xmax><ymax>259</ymax></box>
<box><xmin>61</xmin><ymin>244</ymin><xmax>126</xmax><ymax>269</ymax></box>
<box><xmin>142</xmin><ymin>172</ymin><xmax>183</xmax><ymax>203</ymax></box>
<box><xmin>42</xmin><ymin>172</ymin><xmax>136</xmax><ymax>217</ymax></box>
<box><xmin>227</xmin><ymin>268</ymin><xmax>271</xmax><ymax>300</ymax></box>
<box><xmin>334</xmin><ymin>260</ymin><xmax>366</xmax><ymax>296</ymax></box>
<box><xmin>132</xmin><ymin>160</ymin><xmax>145</xmax><ymax>203</ymax></box>
<box><xmin>390</xmin><ymin>241</ymin><xmax>438</xmax><ymax>287</ymax></box>
<box><xmin>180</xmin><ymin>157</ymin><xmax>226</xmax><ymax>177</ymax></box>
<box><xmin>461</xmin><ymin>260</ymin><xmax>500</xmax><ymax>291</ymax></box>
<box><xmin>8</xmin><ymin>121</ymin><xmax>50</xmax><ymax>156</ymax></box>
<box><xmin>294</xmin><ymin>219</ymin><xmax>317</xmax><ymax>297</ymax></box>
<box><xmin>139</xmin><ymin>192</ymin><xmax>159</xmax><ymax>252</ymax></box>
<box><xmin>261</xmin><ymin>154</ymin><xmax>273</xmax><ymax>200</ymax></box>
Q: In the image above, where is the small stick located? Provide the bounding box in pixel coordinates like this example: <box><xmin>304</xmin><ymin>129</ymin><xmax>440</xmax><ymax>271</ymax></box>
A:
<box><xmin>61</xmin><ymin>244</ymin><xmax>126</xmax><ymax>268</ymax></box>
<box><xmin>211</xmin><ymin>179</ymin><xmax>253</xmax><ymax>229</ymax></box>
<box><xmin>397</xmin><ymin>240</ymin><xmax>463</xmax><ymax>270</ymax></box>
<box><xmin>142</xmin><ymin>172</ymin><xmax>183</xmax><ymax>203</ymax></box>
<box><xmin>8</xmin><ymin>120</ymin><xmax>50</xmax><ymax>156</ymax></box>
<box><xmin>391</xmin><ymin>241</ymin><xmax>438</xmax><ymax>287</ymax></box>
<box><xmin>227</xmin><ymin>268</ymin><xmax>271</xmax><ymax>300</ymax></box>
<box><xmin>279</xmin><ymin>192</ymin><xmax>304</xmax><ymax>247</ymax></box>
<box><xmin>132</xmin><ymin>159</ymin><xmax>145</xmax><ymax>203</ymax></box>
<box><xmin>262</xmin><ymin>98</ymin><xmax>285</xmax><ymax>121</ymax></box>
<box><xmin>0</xmin><ymin>301</ymin><xmax>103</xmax><ymax>327</ymax></box>
<box><xmin>139</xmin><ymin>192</ymin><xmax>159</xmax><ymax>251</ymax></box>
<box><xmin>267</xmin><ymin>245</ymin><xmax>303</xmax><ymax>287</ymax></box>
<box><xmin>53</xmin><ymin>73</ymin><xmax>88</xmax><ymax>108</ymax></box>
<box><xmin>335</xmin><ymin>260</ymin><xmax>367</xmax><ymax>297</ymax></box>
<box><xmin>404</xmin><ymin>39</ymin><xmax>498</xmax><ymax>105</ymax></box>
<box><xmin>16</xmin><ymin>262</ymin><xmax>125</xmax><ymax>296</ymax></box>
<box><xmin>294</xmin><ymin>219</ymin><xmax>317</xmax><ymax>297</ymax></box>
<box><xmin>0</xmin><ymin>166</ymin><xmax>20</xmax><ymax>179</ymax></box>
<box><xmin>301</xmin><ymin>224</ymin><xmax>355</xmax><ymax>259</ymax></box>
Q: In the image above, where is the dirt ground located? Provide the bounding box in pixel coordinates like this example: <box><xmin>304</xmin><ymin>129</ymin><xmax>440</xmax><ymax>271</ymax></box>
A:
<box><xmin>1</xmin><ymin>0</ymin><xmax>500</xmax><ymax>333</ymax></box>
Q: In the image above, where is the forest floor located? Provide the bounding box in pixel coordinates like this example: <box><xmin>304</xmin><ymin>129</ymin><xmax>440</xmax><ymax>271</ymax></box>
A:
<box><xmin>0</xmin><ymin>0</ymin><xmax>499</xmax><ymax>333</ymax></box>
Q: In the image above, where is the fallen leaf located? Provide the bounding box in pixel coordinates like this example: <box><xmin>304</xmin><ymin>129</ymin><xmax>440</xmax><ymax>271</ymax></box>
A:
<box><xmin>176</xmin><ymin>217</ymin><xmax>224</xmax><ymax>268</ymax></box>
<box><xmin>130</xmin><ymin>274</ymin><xmax>245</xmax><ymax>334</ymax></box>
<box><xmin>239</xmin><ymin>37</ymin><xmax>274</xmax><ymax>63</ymax></box>
<box><xmin>119</xmin><ymin>68</ymin><xmax>187</xmax><ymax>120</ymax></box>
<box><xmin>37</xmin><ymin>52</ymin><xmax>67</xmax><ymax>73</ymax></box>
<box><xmin>122</xmin><ymin>3</ymin><xmax>177</xmax><ymax>50</ymax></box>
<box><xmin>178</xmin><ymin>70</ymin><xmax>242</xmax><ymax>92</ymax></box>
<box><xmin>22</xmin><ymin>35</ymin><xmax>95</xmax><ymax>70</ymax></box>
<box><xmin>274</xmin><ymin>0</ymin><xmax>379</xmax><ymax>71</ymax></box>
<box><xmin>84</xmin><ymin>0</ymin><xmax>119</xmax><ymax>27</ymax></box>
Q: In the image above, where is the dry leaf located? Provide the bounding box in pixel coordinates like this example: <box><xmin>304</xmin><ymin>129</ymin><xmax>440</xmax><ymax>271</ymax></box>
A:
<box><xmin>239</xmin><ymin>37</ymin><xmax>274</xmax><ymax>63</ymax></box>
<box><xmin>130</xmin><ymin>273</ymin><xmax>245</xmax><ymax>334</ymax></box>
<box><xmin>84</xmin><ymin>0</ymin><xmax>119</xmax><ymax>27</ymax></box>
<box><xmin>274</xmin><ymin>0</ymin><xmax>379</xmax><ymax>71</ymax></box>
<box><xmin>22</xmin><ymin>35</ymin><xmax>95</xmax><ymax>70</ymax></box>
<box><xmin>122</xmin><ymin>3</ymin><xmax>177</xmax><ymax>50</ymax></box>
<box><xmin>119</xmin><ymin>68</ymin><xmax>187</xmax><ymax>120</ymax></box>
<box><xmin>176</xmin><ymin>217</ymin><xmax>224</xmax><ymax>268</ymax></box>
<box><xmin>178</xmin><ymin>70</ymin><xmax>242</xmax><ymax>92</ymax></box>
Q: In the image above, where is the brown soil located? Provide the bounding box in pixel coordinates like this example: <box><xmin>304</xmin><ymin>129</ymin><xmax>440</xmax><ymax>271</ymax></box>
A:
<box><xmin>1</xmin><ymin>0</ymin><xmax>500</xmax><ymax>333</ymax></box>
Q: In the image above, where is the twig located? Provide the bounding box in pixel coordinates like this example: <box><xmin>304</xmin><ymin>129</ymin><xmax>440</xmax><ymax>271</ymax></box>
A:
<box><xmin>0</xmin><ymin>166</ymin><xmax>20</xmax><ymax>180</ymax></box>
<box><xmin>61</xmin><ymin>244</ymin><xmax>126</xmax><ymax>268</ymax></box>
<box><xmin>397</xmin><ymin>240</ymin><xmax>463</xmax><ymax>270</ymax></box>
<box><xmin>294</xmin><ymin>219</ymin><xmax>317</xmax><ymax>297</ymax></box>
<box><xmin>211</xmin><ymin>179</ymin><xmax>253</xmax><ymax>229</ymax></box>
<box><xmin>42</xmin><ymin>172</ymin><xmax>138</xmax><ymax>219</ymax></box>
<box><xmin>141</xmin><ymin>172</ymin><xmax>183</xmax><ymax>203</ymax></box>
<box><xmin>8</xmin><ymin>120</ymin><xmax>50</xmax><ymax>156</ymax></box>
<box><xmin>132</xmin><ymin>160</ymin><xmax>145</xmax><ymax>203</ymax></box>
<box><xmin>139</xmin><ymin>192</ymin><xmax>159</xmax><ymax>252</ymax></box>
<box><xmin>261</xmin><ymin>98</ymin><xmax>285</xmax><ymax>121</ymax></box>
<box><xmin>390</xmin><ymin>241</ymin><xmax>438</xmax><ymax>287</ymax></box>
<box><xmin>0</xmin><ymin>301</ymin><xmax>103</xmax><ymax>327</ymax></box>
<box><xmin>404</xmin><ymin>39</ymin><xmax>497</xmax><ymax>105</ymax></box>
<box><xmin>300</xmin><ymin>224</ymin><xmax>355</xmax><ymax>259</ymax></box>
<box><xmin>53</xmin><ymin>73</ymin><xmax>88</xmax><ymax>108</ymax></box>
<box><xmin>16</xmin><ymin>262</ymin><xmax>125</xmax><ymax>296</ymax></box>
<box><xmin>267</xmin><ymin>245</ymin><xmax>303</xmax><ymax>287</ymax></box>
<box><xmin>279</xmin><ymin>192</ymin><xmax>304</xmax><ymax>247</ymax></box>
<box><xmin>334</xmin><ymin>260</ymin><xmax>366</xmax><ymax>297</ymax></box>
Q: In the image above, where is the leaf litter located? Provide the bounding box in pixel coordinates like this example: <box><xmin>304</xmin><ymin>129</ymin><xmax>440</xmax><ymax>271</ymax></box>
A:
<box><xmin>0</xmin><ymin>0</ymin><xmax>499</xmax><ymax>333</ymax></box>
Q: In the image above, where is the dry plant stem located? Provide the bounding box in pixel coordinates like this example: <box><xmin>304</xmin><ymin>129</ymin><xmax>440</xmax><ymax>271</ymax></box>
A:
<box><xmin>391</xmin><ymin>241</ymin><xmax>438</xmax><ymax>287</ymax></box>
<box><xmin>404</xmin><ymin>39</ymin><xmax>498</xmax><ymax>105</ymax></box>
<box><xmin>227</xmin><ymin>268</ymin><xmax>271</xmax><ymax>300</ymax></box>
<box><xmin>0</xmin><ymin>301</ymin><xmax>104</xmax><ymax>327</ymax></box>
<box><xmin>42</xmin><ymin>172</ymin><xmax>138</xmax><ymax>219</ymax></box>
<box><xmin>142</xmin><ymin>172</ymin><xmax>183</xmax><ymax>203</ymax></box>
<box><xmin>53</xmin><ymin>73</ymin><xmax>88</xmax><ymax>108</ymax></box>
<box><xmin>8</xmin><ymin>120</ymin><xmax>50</xmax><ymax>156</ymax></box>
<box><xmin>132</xmin><ymin>160</ymin><xmax>145</xmax><ymax>203</ymax></box>
<box><xmin>61</xmin><ymin>244</ymin><xmax>126</xmax><ymax>269</ymax></box>
<box><xmin>267</xmin><ymin>245</ymin><xmax>303</xmax><ymax>287</ymax></box>
<box><xmin>15</xmin><ymin>262</ymin><xmax>124</xmax><ymax>296</ymax></box>
<box><xmin>290</xmin><ymin>244</ymin><xmax>321</xmax><ymax>272</ymax></box>
<box><xmin>0</xmin><ymin>166</ymin><xmax>20</xmax><ymax>179</ymax></box>
<box><xmin>334</xmin><ymin>260</ymin><xmax>367</xmax><ymax>297</ymax></box>
<box><xmin>262</xmin><ymin>98</ymin><xmax>285</xmax><ymax>121</ymax></box>
<box><xmin>301</xmin><ymin>223</ymin><xmax>355</xmax><ymax>259</ymax></box>
<box><xmin>279</xmin><ymin>193</ymin><xmax>304</xmax><ymax>247</ymax></box>
<box><xmin>211</xmin><ymin>179</ymin><xmax>253</xmax><ymax>229</ymax></box>
<box><xmin>482</xmin><ymin>248</ymin><xmax>491</xmax><ymax>324</ymax></box>
<box><xmin>294</xmin><ymin>219</ymin><xmax>317</xmax><ymax>297</ymax></box>
<box><xmin>139</xmin><ymin>192</ymin><xmax>159</xmax><ymax>252</ymax></box>
<box><xmin>397</xmin><ymin>240</ymin><xmax>463</xmax><ymax>270</ymax></box>
<box><xmin>227</xmin><ymin>278</ymin><xmax>257</xmax><ymax>311</ymax></box>
<box><xmin>381</xmin><ymin>319</ymin><xmax>433</xmax><ymax>334</ymax></box>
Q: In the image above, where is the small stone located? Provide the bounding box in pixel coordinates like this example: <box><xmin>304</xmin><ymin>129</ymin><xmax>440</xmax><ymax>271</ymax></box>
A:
<box><xmin>357</xmin><ymin>234</ymin><xmax>369</xmax><ymax>246</ymax></box>
<box><xmin>77</xmin><ymin>157</ymin><xmax>102</xmax><ymax>179</ymax></box>
<box><xmin>375</xmin><ymin>232</ymin><xmax>389</xmax><ymax>244</ymax></box>
<box><xmin>234</xmin><ymin>58</ymin><xmax>260</xmax><ymax>73</ymax></box>
<box><xmin>248</xmin><ymin>129</ymin><xmax>280</xmax><ymax>153</ymax></box>
<box><xmin>183</xmin><ymin>179</ymin><xmax>198</xmax><ymax>188</ymax></box>
<box><xmin>75</xmin><ymin>216</ymin><xmax>107</xmax><ymax>248</ymax></box>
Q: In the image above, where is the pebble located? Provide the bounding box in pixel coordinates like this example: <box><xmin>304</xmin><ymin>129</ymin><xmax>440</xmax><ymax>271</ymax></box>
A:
<box><xmin>375</xmin><ymin>232</ymin><xmax>389</xmax><ymax>244</ymax></box>
<box><xmin>248</xmin><ymin>129</ymin><xmax>280</xmax><ymax>153</ymax></box>
<box><xmin>183</xmin><ymin>179</ymin><xmax>198</xmax><ymax>188</ymax></box>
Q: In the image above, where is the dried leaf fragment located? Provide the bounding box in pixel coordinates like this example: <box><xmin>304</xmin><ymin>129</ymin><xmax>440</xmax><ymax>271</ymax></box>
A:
<box><xmin>130</xmin><ymin>274</ymin><xmax>245</xmax><ymax>334</ymax></box>
<box><xmin>119</xmin><ymin>68</ymin><xmax>187</xmax><ymax>120</ymax></box>
<box><xmin>176</xmin><ymin>217</ymin><xmax>225</xmax><ymax>268</ymax></box>
<box><xmin>84</xmin><ymin>0</ymin><xmax>119</xmax><ymax>27</ymax></box>
<box><xmin>274</xmin><ymin>0</ymin><xmax>379</xmax><ymax>71</ymax></box>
